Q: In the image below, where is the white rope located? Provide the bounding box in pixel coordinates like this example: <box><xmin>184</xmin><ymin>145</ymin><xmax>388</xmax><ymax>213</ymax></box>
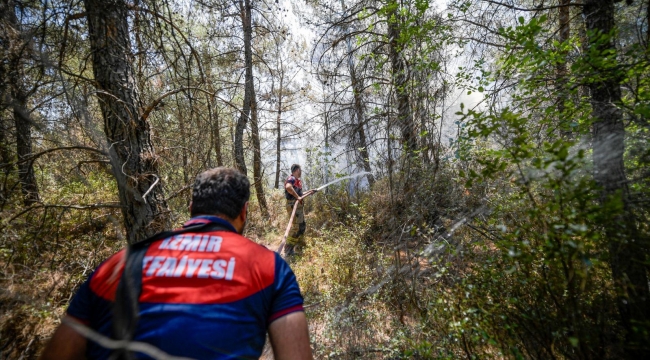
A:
<box><xmin>62</xmin><ymin>317</ymin><xmax>196</xmax><ymax>360</ymax></box>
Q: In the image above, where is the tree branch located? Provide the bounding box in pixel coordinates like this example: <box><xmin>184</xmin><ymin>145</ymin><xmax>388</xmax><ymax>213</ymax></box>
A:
<box><xmin>0</xmin><ymin>146</ymin><xmax>108</xmax><ymax>169</ymax></box>
<box><xmin>59</xmin><ymin>12</ymin><xmax>86</xmax><ymax>70</ymax></box>
<box><xmin>482</xmin><ymin>0</ymin><xmax>585</xmax><ymax>12</ymax></box>
<box><xmin>8</xmin><ymin>202</ymin><xmax>122</xmax><ymax>224</ymax></box>
<box><xmin>164</xmin><ymin>184</ymin><xmax>192</xmax><ymax>202</ymax></box>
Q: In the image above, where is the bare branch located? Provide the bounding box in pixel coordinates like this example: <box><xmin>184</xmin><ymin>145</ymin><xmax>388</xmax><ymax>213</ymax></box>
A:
<box><xmin>0</xmin><ymin>146</ymin><xmax>108</xmax><ymax>170</ymax></box>
<box><xmin>141</xmin><ymin>87</ymin><xmax>207</xmax><ymax>121</ymax></box>
<box><xmin>142</xmin><ymin>175</ymin><xmax>160</xmax><ymax>204</ymax></box>
<box><xmin>482</xmin><ymin>0</ymin><xmax>585</xmax><ymax>12</ymax></box>
<box><xmin>165</xmin><ymin>184</ymin><xmax>192</xmax><ymax>202</ymax></box>
<box><xmin>7</xmin><ymin>202</ymin><xmax>122</xmax><ymax>224</ymax></box>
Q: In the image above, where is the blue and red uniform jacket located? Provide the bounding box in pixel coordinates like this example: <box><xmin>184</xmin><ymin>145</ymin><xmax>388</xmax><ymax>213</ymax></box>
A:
<box><xmin>67</xmin><ymin>216</ymin><xmax>304</xmax><ymax>359</ymax></box>
<box><xmin>284</xmin><ymin>175</ymin><xmax>303</xmax><ymax>200</ymax></box>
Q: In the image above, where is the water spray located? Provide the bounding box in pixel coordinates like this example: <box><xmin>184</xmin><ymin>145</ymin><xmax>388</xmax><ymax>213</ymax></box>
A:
<box><xmin>314</xmin><ymin>171</ymin><xmax>372</xmax><ymax>191</ymax></box>
<box><xmin>276</xmin><ymin>172</ymin><xmax>371</xmax><ymax>256</ymax></box>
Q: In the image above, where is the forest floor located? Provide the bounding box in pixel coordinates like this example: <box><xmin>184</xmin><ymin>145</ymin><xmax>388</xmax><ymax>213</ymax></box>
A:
<box><xmin>252</xmin><ymin>198</ymin><xmax>430</xmax><ymax>360</ymax></box>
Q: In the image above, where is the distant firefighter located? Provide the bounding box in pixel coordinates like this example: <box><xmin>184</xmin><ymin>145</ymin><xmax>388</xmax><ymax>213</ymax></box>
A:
<box><xmin>284</xmin><ymin>164</ymin><xmax>307</xmax><ymax>256</ymax></box>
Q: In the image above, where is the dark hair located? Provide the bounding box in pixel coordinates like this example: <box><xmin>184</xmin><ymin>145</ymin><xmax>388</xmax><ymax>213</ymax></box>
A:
<box><xmin>191</xmin><ymin>167</ymin><xmax>250</xmax><ymax>219</ymax></box>
<box><xmin>291</xmin><ymin>164</ymin><xmax>301</xmax><ymax>173</ymax></box>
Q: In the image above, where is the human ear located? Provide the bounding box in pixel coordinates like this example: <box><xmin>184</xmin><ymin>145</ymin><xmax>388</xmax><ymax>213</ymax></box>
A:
<box><xmin>240</xmin><ymin>202</ymin><xmax>248</xmax><ymax>222</ymax></box>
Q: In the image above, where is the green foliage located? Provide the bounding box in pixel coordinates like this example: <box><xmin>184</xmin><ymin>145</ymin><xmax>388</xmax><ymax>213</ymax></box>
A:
<box><xmin>434</xmin><ymin>8</ymin><xmax>650</xmax><ymax>359</ymax></box>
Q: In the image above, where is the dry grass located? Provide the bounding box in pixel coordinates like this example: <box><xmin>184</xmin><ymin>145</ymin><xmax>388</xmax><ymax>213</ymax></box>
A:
<box><xmin>1</xmin><ymin>201</ymin><xmax>122</xmax><ymax>359</ymax></box>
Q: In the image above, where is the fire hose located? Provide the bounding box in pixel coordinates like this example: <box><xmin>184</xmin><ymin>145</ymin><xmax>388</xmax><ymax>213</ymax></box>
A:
<box><xmin>276</xmin><ymin>189</ymin><xmax>318</xmax><ymax>256</ymax></box>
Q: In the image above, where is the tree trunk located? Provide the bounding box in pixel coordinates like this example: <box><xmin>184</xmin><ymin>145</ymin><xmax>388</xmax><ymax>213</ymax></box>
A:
<box><xmin>274</xmin><ymin>70</ymin><xmax>283</xmax><ymax>189</ymax></box>
<box><xmin>84</xmin><ymin>0</ymin><xmax>169</xmax><ymax>244</ymax></box>
<box><xmin>4</xmin><ymin>0</ymin><xmax>39</xmax><ymax>206</ymax></box>
<box><xmin>557</xmin><ymin>0</ymin><xmax>570</xmax><ymax>75</ymax></box>
<box><xmin>348</xmin><ymin>44</ymin><xmax>374</xmax><ymax>186</ymax></box>
<box><xmin>0</xmin><ymin>97</ymin><xmax>10</xmax><ymax>207</ymax></box>
<box><xmin>557</xmin><ymin>0</ymin><xmax>571</xmax><ymax>136</ymax></box>
<box><xmin>177</xmin><ymin>97</ymin><xmax>189</xmax><ymax>185</ymax></box>
<box><xmin>234</xmin><ymin>0</ymin><xmax>253</xmax><ymax>175</ymax></box>
<box><xmin>0</xmin><ymin>1</ymin><xmax>13</xmax><ymax>177</ymax></box>
<box><xmin>417</xmin><ymin>77</ymin><xmax>429</xmax><ymax>165</ymax></box>
<box><xmin>647</xmin><ymin>0</ymin><xmax>650</xmax><ymax>45</ymax></box>
<box><xmin>204</xmin><ymin>60</ymin><xmax>222</xmax><ymax>168</ymax></box>
<box><xmin>12</xmin><ymin>95</ymin><xmax>39</xmax><ymax>205</ymax></box>
<box><xmin>583</xmin><ymin>1</ymin><xmax>650</xmax><ymax>357</ymax></box>
<box><xmin>214</xmin><ymin>105</ymin><xmax>223</xmax><ymax>166</ymax></box>
<box><xmin>0</xmin><ymin>116</ymin><xmax>10</xmax><ymax>175</ymax></box>
<box><xmin>323</xmin><ymin>82</ymin><xmax>331</xmax><ymax>187</ymax></box>
<box><xmin>251</xmin><ymin>92</ymin><xmax>269</xmax><ymax>218</ymax></box>
<box><xmin>387</xmin><ymin>4</ymin><xmax>417</xmax><ymax>155</ymax></box>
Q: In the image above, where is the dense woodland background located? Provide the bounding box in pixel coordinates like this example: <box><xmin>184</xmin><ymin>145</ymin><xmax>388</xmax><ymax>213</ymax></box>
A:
<box><xmin>1</xmin><ymin>0</ymin><xmax>649</xmax><ymax>359</ymax></box>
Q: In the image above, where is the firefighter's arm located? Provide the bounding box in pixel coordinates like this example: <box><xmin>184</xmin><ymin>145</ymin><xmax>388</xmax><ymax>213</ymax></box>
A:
<box><xmin>284</xmin><ymin>182</ymin><xmax>300</xmax><ymax>201</ymax></box>
<box><xmin>40</xmin><ymin>316</ymin><xmax>87</xmax><ymax>360</ymax></box>
<box><xmin>268</xmin><ymin>311</ymin><xmax>313</xmax><ymax>360</ymax></box>
<box><xmin>300</xmin><ymin>189</ymin><xmax>317</xmax><ymax>199</ymax></box>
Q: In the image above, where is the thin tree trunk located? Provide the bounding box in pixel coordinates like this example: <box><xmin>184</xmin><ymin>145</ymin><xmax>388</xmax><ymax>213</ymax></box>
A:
<box><xmin>323</xmin><ymin>82</ymin><xmax>330</xmax><ymax>187</ymax></box>
<box><xmin>0</xmin><ymin>115</ymin><xmax>9</xmax><ymax>208</ymax></box>
<box><xmin>230</xmin><ymin>123</ymin><xmax>235</xmax><ymax>164</ymax></box>
<box><xmin>348</xmin><ymin>48</ymin><xmax>374</xmax><ymax>186</ymax></box>
<box><xmin>434</xmin><ymin>82</ymin><xmax>446</xmax><ymax>176</ymax></box>
<box><xmin>0</xmin><ymin>117</ymin><xmax>10</xmax><ymax>174</ymax></box>
<box><xmin>339</xmin><ymin>0</ymin><xmax>374</xmax><ymax>184</ymax></box>
<box><xmin>583</xmin><ymin>1</ymin><xmax>650</xmax><ymax>357</ymax></box>
<box><xmin>205</xmin><ymin>63</ymin><xmax>222</xmax><ymax>167</ymax></box>
<box><xmin>214</xmin><ymin>105</ymin><xmax>223</xmax><ymax>166</ymax></box>
<box><xmin>557</xmin><ymin>0</ymin><xmax>571</xmax><ymax>136</ymax></box>
<box><xmin>387</xmin><ymin>4</ymin><xmax>417</xmax><ymax>155</ymax></box>
<box><xmin>84</xmin><ymin>0</ymin><xmax>169</xmax><ymax>244</ymax></box>
<box><xmin>12</xmin><ymin>96</ymin><xmax>39</xmax><ymax>205</ymax></box>
<box><xmin>647</xmin><ymin>0</ymin><xmax>650</xmax><ymax>45</ymax></box>
<box><xmin>251</xmin><ymin>92</ymin><xmax>268</xmax><ymax>218</ymax></box>
<box><xmin>5</xmin><ymin>0</ymin><xmax>39</xmax><ymax>205</ymax></box>
<box><xmin>274</xmin><ymin>70</ymin><xmax>284</xmax><ymax>189</ymax></box>
<box><xmin>418</xmin><ymin>84</ymin><xmax>429</xmax><ymax>165</ymax></box>
<box><xmin>177</xmin><ymin>97</ymin><xmax>189</xmax><ymax>185</ymax></box>
<box><xmin>205</xmin><ymin>75</ymin><xmax>221</xmax><ymax>168</ymax></box>
<box><xmin>557</xmin><ymin>0</ymin><xmax>570</xmax><ymax>73</ymax></box>
<box><xmin>0</xmin><ymin>1</ymin><xmax>13</xmax><ymax>177</ymax></box>
<box><xmin>234</xmin><ymin>0</ymin><xmax>253</xmax><ymax>175</ymax></box>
